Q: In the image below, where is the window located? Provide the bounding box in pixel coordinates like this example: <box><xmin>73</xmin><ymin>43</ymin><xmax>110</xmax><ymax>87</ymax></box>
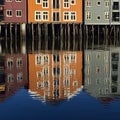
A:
<box><xmin>6</xmin><ymin>10</ymin><xmax>12</xmax><ymax>17</ymax></box>
<box><xmin>42</xmin><ymin>0</ymin><xmax>48</xmax><ymax>8</ymax></box>
<box><xmin>105</xmin><ymin>12</ymin><xmax>109</xmax><ymax>19</ymax></box>
<box><xmin>36</xmin><ymin>0</ymin><xmax>41</xmax><ymax>4</ymax></box>
<box><xmin>16</xmin><ymin>10</ymin><xmax>22</xmax><ymax>17</ymax></box>
<box><xmin>105</xmin><ymin>0</ymin><xmax>109</xmax><ymax>7</ymax></box>
<box><xmin>43</xmin><ymin>11</ymin><xmax>49</xmax><ymax>20</ymax></box>
<box><xmin>16</xmin><ymin>58</ymin><xmax>23</xmax><ymax>68</ymax></box>
<box><xmin>53</xmin><ymin>89</ymin><xmax>59</xmax><ymax>98</ymax></box>
<box><xmin>86</xmin><ymin>54</ymin><xmax>90</xmax><ymax>63</ymax></box>
<box><xmin>17</xmin><ymin>73</ymin><xmax>23</xmax><ymax>81</ymax></box>
<box><xmin>64</xmin><ymin>12</ymin><xmax>69</xmax><ymax>20</ymax></box>
<box><xmin>35</xmin><ymin>11</ymin><xmax>42</xmax><ymax>21</ymax></box>
<box><xmin>112</xmin><ymin>12</ymin><xmax>120</xmax><ymax>22</ymax></box>
<box><xmin>71</xmin><ymin>0</ymin><xmax>75</xmax><ymax>4</ymax></box>
<box><xmin>8</xmin><ymin>74</ymin><xmax>14</xmax><ymax>83</ymax></box>
<box><xmin>7</xmin><ymin>58</ymin><xmax>13</xmax><ymax>68</ymax></box>
<box><xmin>71</xmin><ymin>12</ymin><xmax>76</xmax><ymax>20</ymax></box>
<box><xmin>35</xmin><ymin>55</ymin><xmax>42</xmax><ymax>65</ymax></box>
<box><xmin>86</xmin><ymin>0</ymin><xmax>92</xmax><ymax>7</ymax></box>
<box><xmin>44</xmin><ymin>81</ymin><xmax>49</xmax><ymax>87</ymax></box>
<box><xmin>86</xmin><ymin>11</ymin><xmax>91</xmax><ymax>20</ymax></box>
<box><xmin>53</xmin><ymin>12</ymin><xmax>59</xmax><ymax>21</ymax></box>
<box><xmin>53</xmin><ymin>0</ymin><xmax>59</xmax><ymax>9</ymax></box>
<box><xmin>113</xmin><ymin>2</ymin><xmax>119</xmax><ymax>10</ymax></box>
<box><xmin>64</xmin><ymin>0</ymin><xmax>70</xmax><ymax>8</ymax></box>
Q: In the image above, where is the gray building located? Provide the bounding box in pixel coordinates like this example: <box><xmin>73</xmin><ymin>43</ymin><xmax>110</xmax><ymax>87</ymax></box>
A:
<box><xmin>85</xmin><ymin>0</ymin><xmax>110</xmax><ymax>25</ymax></box>
<box><xmin>85</xmin><ymin>0</ymin><xmax>120</xmax><ymax>25</ymax></box>
<box><xmin>84</xmin><ymin>48</ymin><xmax>120</xmax><ymax>100</ymax></box>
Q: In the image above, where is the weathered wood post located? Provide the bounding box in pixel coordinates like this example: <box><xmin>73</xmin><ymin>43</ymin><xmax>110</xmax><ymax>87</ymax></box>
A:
<box><xmin>20</xmin><ymin>23</ymin><xmax>26</xmax><ymax>54</ymax></box>
<box><xmin>52</xmin><ymin>23</ymin><xmax>55</xmax><ymax>50</ymax></box>
<box><xmin>10</xmin><ymin>23</ymin><xmax>13</xmax><ymax>53</ymax></box>
<box><xmin>92</xmin><ymin>25</ymin><xmax>94</xmax><ymax>49</ymax></box>
<box><xmin>5</xmin><ymin>24</ymin><xmax>8</xmax><ymax>52</ymax></box>
<box><xmin>73</xmin><ymin>23</ymin><xmax>75</xmax><ymax>50</ymax></box>
<box><xmin>60</xmin><ymin>23</ymin><xmax>63</xmax><ymax>50</ymax></box>
<box><xmin>15</xmin><ymin>23</ymin><xmax>18</xmax><ymax>52</ymax></box>
<box><xmin>68</xmin><ymin>23</ymin><xmax>70</xmax><ymax>50</ymax></box>
<box><xmin>80</xmin><ymin>24</ymin><xmax>82</xmax><ymax>51</ymax></box>
<box><xmin>31</xmin><ymin>23</ymin><xmax>34</xmax><ymax>52</ymax></box>
<box><xmin>37</xmin><ymin>23</ymin><xmax>41</xmax><ymax>51</ymax></box>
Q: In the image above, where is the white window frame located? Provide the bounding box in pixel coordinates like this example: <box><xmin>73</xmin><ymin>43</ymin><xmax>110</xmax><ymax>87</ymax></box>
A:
<box><xmin>16</xmin><ymin>0</ymin><xmax>22</xmax><ymax>2</ymax></box>
<box><xmin>17</xmin><ymin>73</ymin><xmax>23</xmax><ymax>81</ymax></box>
<box><xmin>16</xmin><ymin>58</ymin><xmax>23</xmax><ymax>68</ymax></box>
<box><xmin>64</xmin><ymin>0</ymin><xmax>70</xmax><ymax>8</ymax></box>
<box><xmin>86</xmin><ymin>11</ymin><xmax>92</xmax><ymax>20</ymax></box>
<box><xmin>36</xmin><ymin>0</ymin><xmax>41</xmax><ymax>4</ymax></box>
<box><xmin>6</xmin><ymin>10</ymin><xmax>13</xmax><ymax>17</ymax></box>
<box><xmin>71</xmin><ymin>0</ymin><xmax>76</xmax><ymax>5</ymax></box>
<box><xmin>42</xmin><ymin>0</ymin><xmax>49</xmax><ymax>8</ymax></box>
<box><xmin>16</xmin><ymin>10</ymin><xmax>22</xmax><ymax>17</ymax></box>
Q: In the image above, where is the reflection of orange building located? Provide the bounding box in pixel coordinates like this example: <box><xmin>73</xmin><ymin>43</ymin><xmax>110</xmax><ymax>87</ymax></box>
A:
<box><xmin>28</xmin><ymin>0</ymin><xmax>82</xmax><ymax>23</ymax></box>
<box><xmin>28</xmin><ymin>51</ymin><xmax>83</xmax><ymax>102</ymax></box>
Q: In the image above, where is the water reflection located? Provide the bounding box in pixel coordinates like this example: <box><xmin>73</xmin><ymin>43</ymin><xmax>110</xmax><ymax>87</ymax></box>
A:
<box><xmin>28</xmin><ymin>51</ymin><xmax>83</xmax><ymax>104</ymax></box>
<box><xmin>0</xmin><ymin>54</ymin><xmax>28</xmax><ymax>102</ymax></box>
<box><xmin>84</xmin><ymin>47</ymin><xmax>120</xmax><ymax>104</ymax></box>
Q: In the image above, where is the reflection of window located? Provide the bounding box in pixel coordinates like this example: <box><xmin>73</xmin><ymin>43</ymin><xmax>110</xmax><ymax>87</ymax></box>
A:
<box><xmin>8</xmin><ymin>74</ymin><xmax>14</xmax><ymax>83</ymax></box>
<box><xmin>54</xmin><ymin>79</ymin><xmax>59</xmax><ymax>87</ymax></box>
<box><xmin>17</xmin><ymin>58</ymin><xmax>23</xmax><ymax>68</ymax></box>
<box><xmin>36</xmin><ymin>55</ymin><xmax>42</xmax><ymax>65</ymax></box>
<box><xmin>112</xmin><ymin>86</ymin><xmax>117</xmax><ymax>93</ymax></box>
<box><xmin>44</xmin><ymin>81</ymin><xmax>49</xmax><ymax>87</ymax></box>
<box><xmin>112</xmin><ymin>63</ymin><xmax>118</xmax><ymax>71</ymax></box>
<box><xmin>96</xmin><ymin>67</ymin><xmax>100</xmax><ymax>73</ymax></box>
<box><xmin>53</xmin><ymin>67</ymin><xmax>60</xmax><ymax>76</ymax></box>
<box><xmin>7</xmin><ymin>58</ymin><xmax>13</xmax><ymax>68</ymax></box>
<box><xmin>112</xmin><ymin>53</ymin><xmax>119</xmax><ymax>61</ymax></box>
<box><xmin>53</xmin><ymin>53</ymin><xmax>60</xmax><ymax>62</ymax></box>
<box><xmin>64</xmin><ymin>66</ymin><xmax>69</xmax><ymax>75</ymax></box>
<box><xmin>64</xmin><ymin>89</ymin><xmax>70</xmax><ymax>96</ymax></box>
<box><xmin>64</xmin><ymin>54</ymin><xmax>69</xmax><ymax>63</ymax></box>
<box><xmin>17</xmin><ymin>73</ymin><xmax>23</xmax><ymax>81</ymax></box>
<box><xmin>44</xmin><ymin>67</ymin><xmax>49</xmax><ymax>76</ymax></box>
<box><xmin>44</xmin><ymin>55</ymin><xmax>49</xmax><ymax>64</ymax></box>
<box><xmin>37</xmin><ymin>82</ymin><xmax>42</xmax><ymax>89</ymax></box>
<box><xmin>71</xmin><ymin>53</ymin><xmax>76</xmax><ymax>63</ymax></box>
<box><xmin>112</xmin><ymin>75</ymin><xmax>118</xmax><ymax>83</ymax></box>
<box><xmin>37</xmin><ymin>71</ymin><xmax>42</xmax><ymax>78</ymax></box>
<box><xmin>64</xmin><ymin>78</ymin><xmax>69</xmax><ymax>86</ymax></box>
<box><xmin>53</xmin><ymin>89</ymin><xmax>59</xmax><ymax>98</ymax></box>
<box><xmin>73</xmin><ymin>81</ymin><xmax>78</xmax><ymax>86</ymax></box>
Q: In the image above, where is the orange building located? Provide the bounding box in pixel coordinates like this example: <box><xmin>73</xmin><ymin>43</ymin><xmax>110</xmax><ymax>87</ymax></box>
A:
<box><xmin>28</xmin><ymin>51</ymin><xmax>83</xmax><ymax>102</ymax></box>
<box><xmin>28</xmin><ymin>0</ymin><xmax>82</xmax><ymax>23</ymax></box>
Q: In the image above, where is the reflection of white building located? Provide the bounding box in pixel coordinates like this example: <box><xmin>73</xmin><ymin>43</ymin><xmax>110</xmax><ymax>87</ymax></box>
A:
<box><xmin>84</xmin><ymin>47</ymin><xmax>120</xmax><ymax>101</ymax></box>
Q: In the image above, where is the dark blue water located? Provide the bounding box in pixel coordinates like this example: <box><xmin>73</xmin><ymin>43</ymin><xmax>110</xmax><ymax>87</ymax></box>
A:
<box><xmin>0</xmin><ymin>88</ymin><xmax>120</xmax><ymax>120</ymax></box>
